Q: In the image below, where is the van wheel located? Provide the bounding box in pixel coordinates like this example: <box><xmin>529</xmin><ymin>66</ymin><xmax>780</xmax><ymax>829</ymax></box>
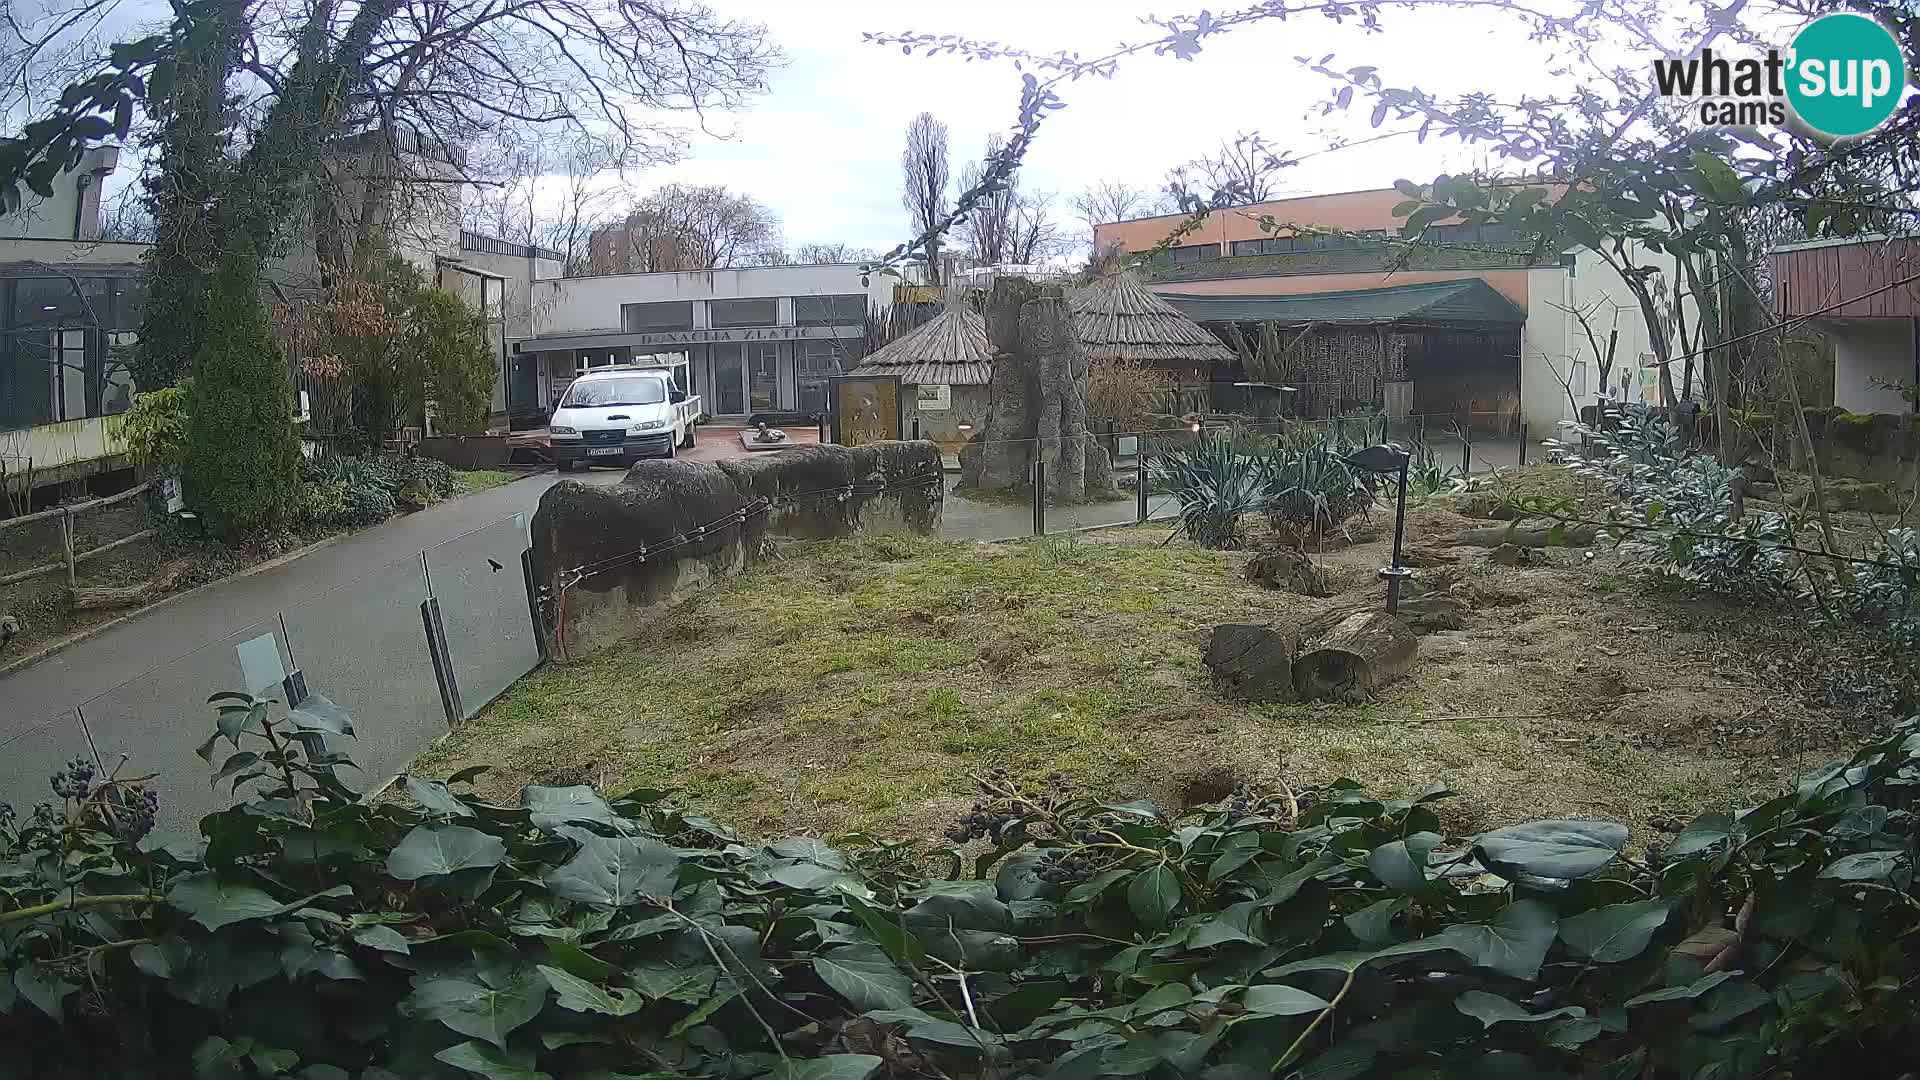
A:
<box><xmin>664</xmin><ymin>436</ymin><xmax>676</xmax><ymax>459</ymax></box>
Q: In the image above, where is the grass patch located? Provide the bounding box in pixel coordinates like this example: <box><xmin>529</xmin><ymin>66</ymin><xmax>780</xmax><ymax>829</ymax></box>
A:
<box><xmin>420</xmin><ymin>525</ymin><xmax>1842</xmax><ymax>843</ymax></box>
<box><xmin>455</xmin><ymin>468</ymin><xmax>521</xmax><ymax>494</ymax></box>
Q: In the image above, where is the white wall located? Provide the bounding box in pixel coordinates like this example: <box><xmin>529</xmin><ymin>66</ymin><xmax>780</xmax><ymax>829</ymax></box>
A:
<box><xmin>1830</xmin><ymin>317</ymin><xmax>1916</xmax><ymax>414</ymax></box>
<box><xmin>531</xmin><ymin>264</ymin><xmax>890</xmax><ymax>336</ymax></box>
<box><xmin>1519</xmin><ymin>243</ymin><xmax>1695</xmax><ymax>432</ymax></box>
<box><xmin>0</xmin><ymin>147</ymin><xmax>118</xmax><ymax>241</ymax></box>
<box><xmin>0</xmin><ymin>238</ymin><xmax>151</xmax><ymax>267</ymax></box>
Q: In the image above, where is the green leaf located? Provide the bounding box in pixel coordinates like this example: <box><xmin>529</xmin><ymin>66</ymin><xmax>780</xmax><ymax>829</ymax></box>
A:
<box><xmin>814</xmin><ymin>946</ymin><xmax>915</xmax><ymax>1010</ymax></box>
<box><xmin>1666</xmin><ymin>814</ymin><xmax>1734</xmax><ymax>858</ymax></box>
<box><xmin>1343</xmin><ymin>897</ymin><xmax>1409</xmax><ymax>945</ymax></box>
<box><xmin>212</xmin><ymin>751</ymin><xmax>262</xmax><ymax>789</ymax></box>
<box><xmin>844</xmin><ymin>894</ymin><xmax>924</xmax><ymax>969</ymax></box>
<box><xmin>536</xmin><ymin>964</ymin><xmax>644</xmax><ymax>1016</ymax></box>
<box><xmin>520</xmin><ymin>784</ymin><xmax>615</xmax><ymax>830</ymax></box>
<box><xmin>542</xmin><ymin>832</ymin><xmax>679</xmax><ymax>906</ymax></box>
<box><xmin>1625</xmin><ymin>971</ymin><xmax>1734</xmax><ymax>1007</ymax></box>
<box><xmin>387</xmin><ymin>825</ymin><xmax>507</xmax><ymax>881</ymax></box>
<box><xmin>1688</xmin><ymin>979</ymin><xmax>1771</xmax><ymax>1031</ymax></box>
<box><xmin>1127</xmin><ymin>864</ymin><xmax>1181</xmax><ymax>929</ymax></box>
<box><xmin>167</xmin><ymin>873</ymin><xmax>287</xmax><ymax>931</ymax></box>
<box><xmin>1241</xmin><ymin>984</ymin><xmax>1332</xmax><ymax>1016</ymax></box>
<box><xmin>1367</xmin><ymin>833</ymin><xmax>1440</xmax><ymax>893</ymax></box>
<box><xmin>770</xmin><ymin>837</ymin><xmax>848</xmax><ymax>868</ymax></box>
<box><xmin>1473</xmin><ymin>820</ymin><xmax>1626</xmax><ymax>879</ymax></box>
<box><xmin>409</xmin><ymin>970</ymin><xmax>548</xmax><ymax>1049</ymax></box>
<box><xmin>1189</xmin><ymin>901</ymin><xmax>1262</xmax><ymax>949</ymax></box>
<box><xmin>138</xmin><ymin>830</ymin><xmax>208</xmax><ymax>864</ymax></box>
<box><xmin>768</xmin><ymin>1055</ymin><xmax>882</xmax><ymax>1080</ymax></box>
<box><xmin>13</xmin><ymin>962</ymin><xmax>77</xmax><ymax>1021</ymax></box>
<box><xmin>1454</xmin><ymin>990</ymin><xmax>1585</xmax><ymax>1027</ymax></box>
<box><xmin>1819</xmin><ymin>851</ymin><xmax>1905</xmax><ymax>882</ymax></box>
<box><xmin>1432</xmin><ymin>900</ymin><xmax>1558</xmax><ymax>980</ymax></box>
<box><xmin>353</xmin><ymin>925</ymin><xmax>413</xmax><ymax>954</ymax></box>
<box><xmin>434</xmin><ymin>1040</ymin><xmax>552</xmax><ymax>1080</ymax></box>
<box><xmin>1558</xmin><ymin>900</ymin><xmax>1671</xmax><ymax>962</ymax></box>
<box><xmin>404</xmin><ymin>775</ymin><xmax>475</xmax><ymax>817</ymax></box>
<box><xmin>1545</xmin><ymin>1016</ymin><xmax>1605</xmax><ymax>1050</ymax></box>
<box><xmin>287</xmin><ymin>693</ymin><xmax>353</xmax><ymax>735</ymax></box>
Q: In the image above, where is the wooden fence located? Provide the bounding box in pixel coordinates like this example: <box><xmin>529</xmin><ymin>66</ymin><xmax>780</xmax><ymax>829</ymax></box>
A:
<box><xmin>0</xmin><ymin>481</ymin><xmax>156</xmax><ymax>588</ymax></box>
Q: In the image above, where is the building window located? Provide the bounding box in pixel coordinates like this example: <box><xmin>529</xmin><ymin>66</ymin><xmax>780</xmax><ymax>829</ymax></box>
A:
<box><xmin>796</xmin><ymin>340</ymin><xmax>843</xmax><ymax>414</ymax></box>
<box><xmin>1</xmin><ymin>273</ymin><xmax>146</xmax><ymax>432</ymax></box>
<box><xmin>708</xmin><ymin>297</ymin><xmax>778</xmax><ymax>329</ymax></box>
<box><xmin>1230</xmin><ymin>237</ymin><xmax>1298</xmax><ymax>256</ymax></box>
<box><xmin>794</xmin><ymin>293</ymin><xmax>867</xmax><ymax>326</ymax></box>
<box><xmin>621</xmin><ymin>301</ymin><xmax>694</xmax><ymax>333</ymax></box>
<box><xmin>1167</xmin><ymin>243</ymin><xmax>1218</xmax><ymax>264</ymax></box>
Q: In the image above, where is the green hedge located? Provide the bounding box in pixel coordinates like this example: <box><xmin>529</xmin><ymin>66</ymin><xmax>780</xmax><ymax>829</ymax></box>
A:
<box><xmin>182</xmin><ymin>253</ymin><xmax>302</xmax><ymax>536</ymax></box>
<box><xmin>1</xmin><ymin>691</ymin><xmax>1916</xmax><ymax>1079</ymax></box>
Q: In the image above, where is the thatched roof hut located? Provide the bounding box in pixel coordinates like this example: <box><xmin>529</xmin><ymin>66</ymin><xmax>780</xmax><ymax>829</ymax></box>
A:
<box><xmin>847</xmin><ymin>293</ymin><xmax>991</xmax><ymax>387</ymax></box>
<box><xmin>1069</xmin><ymin>271</ymin><xmax>1236</xmax><ymax>371</ymax></box>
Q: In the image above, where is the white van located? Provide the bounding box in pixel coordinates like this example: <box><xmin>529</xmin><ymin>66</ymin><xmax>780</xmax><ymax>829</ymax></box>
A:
<box><xmin>547</xmin><ymin>366</ymin><xmax>702</xmax><ymax>471</ymax></box>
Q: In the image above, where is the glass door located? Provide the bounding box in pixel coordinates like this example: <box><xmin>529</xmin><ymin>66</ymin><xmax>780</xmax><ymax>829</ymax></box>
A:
<box><xmin>713</xmin><ymin>344</ymin><xmax>746</xmax><ymax>415</ymax></box>
<box><xmin>747</xmin><ymin>343</ymin><xmax>779</xmax><ymax>413</ymax></box>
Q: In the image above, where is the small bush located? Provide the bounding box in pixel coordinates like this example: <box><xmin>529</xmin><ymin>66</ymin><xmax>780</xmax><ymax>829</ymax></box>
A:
<box><xmin>112</xmin><ymin>380</ymin><xmax>193</xmax><ymax>471</ymax></box>
<box><xmin>296</xmin><ymin>453</ymin><xmax>458</xmax><ymax>529</ymax></box>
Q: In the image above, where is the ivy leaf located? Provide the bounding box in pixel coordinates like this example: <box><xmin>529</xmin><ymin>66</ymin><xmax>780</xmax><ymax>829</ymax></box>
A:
<box><xmin>1472</xmin><ymin>820</ymin><xmax>1626</xmax><ymax>879</ymax></box>
<box><xmin>1367</xmin><ymin>833</ymin><xmax>1440</xmax><ymax>893</ymax></box>
<box><xmin>386</xmin><ymin>825</ymin><xmax>507</xmax><ymax>881</ymax></box>
<box><xmin>404</xmin><ymin>775</ymin><xmax>474</xmax><ymax>818</ymax></box>
<box><xmin>1624</xmin><ymin>971</ymin><xmax>1734</xmax><ymax>1007</ymax></box>
<box><xmin>1558</xmin><ymin>900</ymin><xmax>1672</xmax><ymax>962</ymax></box>
<box><xmin>211</xmin><ymin>751</ymin><xmax>262</xmax><ymax>790</ymax></box>
<box><xmin>433</xmin><ymin>1040</ymin><xmax>551</xmax><ymax>1080</ymax></box>
<box><xmin>167</xmin><ymin>873</ymin><xmax>287</xmax><ymax>931</ymax></box>
<box><xmin>813</xmin><ymin>946</ymin><xmax>914</xmax><ymax>1010</ymax></box>
<box><xmin>536</xmin><ymin>964</ymin><xmax>644</xmax><ymax>1016</ymax></box>
<box><xmin>1343</xmin><ymin>897</ymin><xmax>1410</xmax><ymax>945</ymax></box>
<box><xmin>542</xmin><ymin>832</ymin><xmax>679</xmax><ymax>906</ymax></box>
<box><xmin>520</xmin><ymin>784</ymin><xmax>616</xmax><ymax>831</ymax></box>
<box><xmin>1241</xmin><ymin>984</ymin><xmax>1332</xmax><ymax>1016</ymax></box>
<box><xmin>1453</xmin><ymin>990</ymin><xmax>1586</xmax><ymax>1027</ymax></box>
<box><xmin>353</xmin><ymin>925</ymin><xmax>413</xmax><ymax>954</ymax></box>
<box><xmin>13</xmin><ymin>962</ymin><xmax>77</xmax><ymax>1021</ymax></box>
<box><xmin>768</xmin><ymin>1055</ymin><xmax>882</xmax><ymax>1080</ymax></box>
<box><xmin>1127</xmin><ymin>864</ymin><xmax>1181</xmax><ymax>929</ymax></box>
<box><xmin>1688</xmin><ymin>979</ymin><xmax>1771</xmax><ymax>1031</ymax></box>
<box><xmin>409</xmin><ymin>970</ymin><xmax>548</xmax><ymax>1049</ymax></box>
<box><xmin>1432</xmin><ymin>900</ymin><xmax>1558</xmax><ymax>980</ymax></box>
<box><xmin>1666</xmin><ymin>814</ymin><xmax>1734</xmax><ymax>858</ymax></box>
<box><xmin>1819</xmin><ymin>851</ymin><xmax>1906</xmax><ymax>882</ymax></box>
<box><xmin>770</xmin><ymin>837</ymin><xmax>848</xmax><ymax>868</ymax></box>
<box><xmin>287</xmin><ymin>693</ymin><xmax>354</xmax><ymax>736</ymax></box>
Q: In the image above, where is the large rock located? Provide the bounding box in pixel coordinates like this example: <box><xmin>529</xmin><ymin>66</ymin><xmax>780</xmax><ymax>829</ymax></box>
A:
<box><xmin>533</xmin><ymin>440</ymin><xmax>943</xmax><ymax>660</ymax></box>
<box><xmin>1203</xmin><ymin>624</ymin><xmax>1299</xmax><ymax>703</ymax></box>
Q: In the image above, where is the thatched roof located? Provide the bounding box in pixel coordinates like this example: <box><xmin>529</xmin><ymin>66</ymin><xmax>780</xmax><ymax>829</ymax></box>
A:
<box><xmin>1069</xmin><ymin>271</ymin><xmax>1236</xmax><ymax>369</ymax></box>
<box><xmin>847</xmin><ymin>293</ymin><xmax>992</xmax><ymax>386</ymax></box>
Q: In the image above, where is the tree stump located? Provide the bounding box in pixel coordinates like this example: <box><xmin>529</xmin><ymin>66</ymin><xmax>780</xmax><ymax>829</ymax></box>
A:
<box><xmin>1292</xmin><ymin>611</ymin><xmax>1417</xmax><ymax>703</ymax></box>
<box><xmin>1203</xmin><ymin>624</ymin><xmax>1298</xmax><ymax>703</ymax></box>
<box><xmin>1244</xmin><ymin>549</ymin><xmax>1327</xmax><ymax>596</ymax></box>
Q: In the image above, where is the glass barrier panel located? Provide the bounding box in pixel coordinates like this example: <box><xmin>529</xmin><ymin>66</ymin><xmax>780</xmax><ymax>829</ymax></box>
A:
<box><xmin>280</xmin><ymin>552</ymin><xmax>441</xmax><ymax>792</ymax></box>
<box><xmin>426</xmin><ymin>514</ymin><xmax>541</xmax><ymax>720</ymax></box>
<box><xmin>0</xmin><ymin>709</ymin><xmax>94</xmax><ymax>816</ymax></box>
<box><xmin>78</xmin><ymin>619</ymin><xmax>291</xmax><ymax>830</ymax></box>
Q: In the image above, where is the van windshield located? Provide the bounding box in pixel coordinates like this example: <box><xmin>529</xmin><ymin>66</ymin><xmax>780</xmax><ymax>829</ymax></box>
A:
<box><xmin>562</xmin><ymin>376</ymin><xmax>667</xmax><ymax>408</ymax></box>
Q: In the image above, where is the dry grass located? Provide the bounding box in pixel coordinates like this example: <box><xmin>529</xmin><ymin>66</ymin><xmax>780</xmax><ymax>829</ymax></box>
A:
<box><xmin>419</xmin><ymin>503</ymin><xmax>1859</xmax><ymax>845</ymax></box>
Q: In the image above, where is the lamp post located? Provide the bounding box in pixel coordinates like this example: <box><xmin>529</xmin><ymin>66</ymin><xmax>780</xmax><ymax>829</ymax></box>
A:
<box><xmin>1343</xmin><ymin>444</ymin><xmax>1414</xmax><ymax>614</ymax></box>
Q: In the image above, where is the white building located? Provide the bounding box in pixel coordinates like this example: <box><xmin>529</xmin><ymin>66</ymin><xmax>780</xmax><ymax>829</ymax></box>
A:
<box><xmin>516</xmin><ymin>264</ymin><xmax>898</xmax><ymax>422</ymax></box>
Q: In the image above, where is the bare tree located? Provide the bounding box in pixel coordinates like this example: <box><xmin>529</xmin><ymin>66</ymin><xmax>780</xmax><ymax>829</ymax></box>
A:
<box><xmin>1069</xmin><ymin>179</ymin><xmax>1167</xmax><ymax>252</ymax></box>
<box><xmin>595</xmin><ymin>184</ymin><xmax>783</xmax><ymax>272</ymax></box>
<box><xmin>794</xmin><ymin>241</ymin><xmax>877</xmax><ymax>264</ymax></box>
<box><xmin>1167</xmin><ymin>132</ymin><xmax>1292</xmax><ymax>207</ymax></box>
<box><xmin>463</xmin><ymin>132</ymin><xmax>623</xmax><ymax>275</ymax></box>
<box><xmin>954</xmin><ymin>133</ymin><xmax>1017</xmax><ymax>265</ymax></box>
<box><xmin>900</xmin><ymin>111</ymin><xmax>949</xmax><ymax>284</ymax></box>
<box><xmin>1008</xmin><ymin>190</ymin><xmax>1064</xmax><ymax>264</ymax></box>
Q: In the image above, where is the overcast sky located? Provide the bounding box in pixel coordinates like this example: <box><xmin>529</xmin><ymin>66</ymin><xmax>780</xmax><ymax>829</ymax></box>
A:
<box><xmin>634</xmin><ymin>0</ymin><xmax>1575</xmax><ymax>255</ymax></box>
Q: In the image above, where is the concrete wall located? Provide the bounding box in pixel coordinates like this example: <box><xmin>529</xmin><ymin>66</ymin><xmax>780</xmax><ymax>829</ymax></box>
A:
<box><xmin>0</xmin><ymin>147</ymin><xmax>119</xmax><ymax>241</ymax></box>
<box><xmin>902</xmin><ymin>384</ymin><xmax>990</xmax><ymax>447</ymax></box>
<box><xmin>1829</xmin><ymin>317</ymin><xmax>1916</xmax><ymax>415</ymax></box>
<box><xmin>1519</xmin><ymin>245</ymin><xmax>1693</xmax><ymax>434</ymax></box>
<box><xmin>532</xmin><ymin>264</ymin><xmax>893</xmax><ymax>336</ymax></box>
<box><xmin>0</xmin><ymin>415</ymin><xmax>128</xmax><ymax>487</ymax></box>
<box><xmin>533</xmin><ymin>441</ymin><xmax>943</xmax><ymax>659</ymax></box>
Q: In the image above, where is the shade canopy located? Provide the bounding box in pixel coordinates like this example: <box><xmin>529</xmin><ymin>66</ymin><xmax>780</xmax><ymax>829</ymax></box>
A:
<box><xmin>1161</xmin><ymin>278</ymin><xmax>1527</xmax><ymax>327</ymax></box>
<box><xmin>1069</xmin><ymin>271</ymin><xmax>1237</xmax><ymax>369</ymax></box>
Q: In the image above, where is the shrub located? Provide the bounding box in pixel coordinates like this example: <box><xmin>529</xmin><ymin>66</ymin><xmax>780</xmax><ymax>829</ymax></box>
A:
<box><xmin>1151</xmin><ymin>436</ymin><xmax>1274</xmax><ymax>547</ymax></box>
<box><xmin>296</xmin><ymin>453</ymin><xmax>458</xmax><ymax>529</ymax></box>
<box><xmin>3</xmin><ymin>692</ymin><xmax>1919</xmax><ymax>1078</ymax></box>
<box><xmin>182</xmin><ymin>253</ymin><xmax>302</xmax><ymax>536</ymax></box>
<box><xmin>410</xmin><ymin>287</ymin><xmax>498</xmax><ymax>435</ymax></box>
<box><xmin>112</xmin><ymin>380</ymin><xmax>193</xmax><ymax>471</ymax></box>
<box><xmin>1087</xmin><ymin>359</ymin><xmax>1172</xmax><ymax>429</ymax></box>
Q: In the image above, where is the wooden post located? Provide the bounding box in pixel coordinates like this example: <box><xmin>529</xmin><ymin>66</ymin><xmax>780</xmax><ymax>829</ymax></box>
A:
<box><xmin>60</xmin><ymin>508</ymin><xmax>76</xmax><ymax>589</ymax></box>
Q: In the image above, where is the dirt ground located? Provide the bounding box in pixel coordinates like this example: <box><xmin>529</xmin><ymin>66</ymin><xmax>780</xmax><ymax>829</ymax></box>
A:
<box><xmin>418</xmin><ymin>474</ymin><xmax>1865</xmax><ymax>847</ymax></box>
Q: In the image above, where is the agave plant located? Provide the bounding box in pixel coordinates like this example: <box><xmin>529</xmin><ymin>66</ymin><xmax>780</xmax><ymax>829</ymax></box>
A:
<box><xmin>1150</xmin><ymin>437</ymin><xmax>1274</xmax><ymax>548</ymax></box>
<box><xmin>1262</xmin><ymin>426</ymin><xmax>1378</xmax><ymax>545</ymax></box>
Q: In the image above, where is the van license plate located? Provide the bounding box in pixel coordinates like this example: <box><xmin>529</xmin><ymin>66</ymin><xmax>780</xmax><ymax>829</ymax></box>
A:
<box><xmin>586</xmin><ymin>447</ymin><xmax>624</xmax><ymax>457</ymax></box>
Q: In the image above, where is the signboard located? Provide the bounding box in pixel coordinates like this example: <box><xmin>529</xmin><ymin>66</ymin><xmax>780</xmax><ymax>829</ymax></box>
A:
<box><xmin>623</xmin><ymin>325</ymin><xmax>850</xmax><ymax>347</ymax></box>
<box><xmin>162</xmin><ymin>477</ymin><xmax>184</xmax><ymax>514</ymax></box>
<box><xmin>829</xmin><ymin>375</ymin><xmax>903</xmax><ymax>447</ymax></box>
<box><xmin>915</xmin><ymin>384</ymin><xmax>952</xmax><ymax>411</ymax></box>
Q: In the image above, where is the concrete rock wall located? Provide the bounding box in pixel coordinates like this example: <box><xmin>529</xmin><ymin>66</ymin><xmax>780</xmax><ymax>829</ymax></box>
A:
<box><xmin>533</xmin><ymin>440</ymin><xmax>943</xmax><ymax>659</ymax></box>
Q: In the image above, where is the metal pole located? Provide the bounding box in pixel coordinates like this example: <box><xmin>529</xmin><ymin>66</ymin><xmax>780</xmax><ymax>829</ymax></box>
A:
<box><xmin>1460</xmin><ymin>422</ymin><xmax>1472</xmax><ymax>473</ymax></box>
<box><xmin>420</xmin><ymin>596</ymin><xmax>464</xmax><ymax>725</ymax></box>
<box><xmin>911</xmin><ymin>415</ymin><xmax>921</xmax><ymax>441</ymax></box>
<box><xmin>1032</xmin><ymin>458</ymin><xmax>1046</xmax><ymax>536</ymax></box>
<box><xmin>1386</xmin><ymin>461</ymin><xmax>1410</xmax><ymax>614</ymax></box>
<box><xmin>521</xmin><ymin>548</ymin><xmax>548</xmax><ymax>662</ymax></box>
<box><xmin>1518</xmin><ymin>421</ymin><xmax>1529</xmax><ymax>467</ymax></box>
<box><xmin>1135</xmin><ymin>452</ymin><xmax>1148</xmax><ymax>524</ymax></box>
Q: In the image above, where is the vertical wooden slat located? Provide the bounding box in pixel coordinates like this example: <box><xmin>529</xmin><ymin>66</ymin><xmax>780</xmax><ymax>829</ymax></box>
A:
<box><xmin>60</xmin><ymin>509</ymin><xmax>76</xmax><ymax>589</ymax></box>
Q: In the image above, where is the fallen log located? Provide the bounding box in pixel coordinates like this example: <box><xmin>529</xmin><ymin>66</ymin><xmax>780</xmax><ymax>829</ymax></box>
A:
<box><xmin>1301</xmin><ymin>592</ymin><xmax>1468</xmax><ymax>637</ymax></box>
<box><xmin>1292</xmin><ymin>611</ymin><xmax>1417</xmax><ymax>703</ymax></box>
<box><xmin>1203</xmin><ymin>624</ymin><xmax>1298</xmax><ymax>703</ymax></box>
<box><xmin>68</xmin><ymin>561</ymin><xmax>190</xmax><ymax>612</ymax></box>
<box><xmin>1449</xmin><ymin>521</ymin><xmax>1599</xmax><ymax>549</ymax></box>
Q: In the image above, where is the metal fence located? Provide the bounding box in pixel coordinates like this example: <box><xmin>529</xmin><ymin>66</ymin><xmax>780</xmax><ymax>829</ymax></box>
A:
<box><xmin>1</xmin><ymin>512</ymin><xmax>544</xmax><ymax>829</ymax></box>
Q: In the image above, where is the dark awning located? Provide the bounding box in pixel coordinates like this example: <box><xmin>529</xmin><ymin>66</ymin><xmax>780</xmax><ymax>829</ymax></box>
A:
<box><xmin>1159</xmin><ymin>278</ymin><xmax>1527</xmax><ymax>327</ymax></box>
